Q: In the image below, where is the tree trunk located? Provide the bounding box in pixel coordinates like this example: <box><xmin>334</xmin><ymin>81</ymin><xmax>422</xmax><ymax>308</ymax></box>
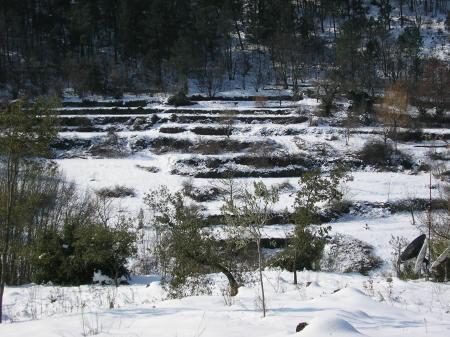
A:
<box><xmin>257</xmin><ymin>239</ymin><xmax>266</xmax><ymax>317</ymax></box>
<box><xmin>234</xmin><ymin>20</ymin><xmax>245</xmax><ymax>51</ymax></box>
<box><xmin>293</xmin><ymin>249</ymin><xmax>298</xmax><ymax>285</ymax></box>
<box><xmin>400</xmin><ymin>0</ymin><xmax>404</xmax><ymax>27</ymax></box>
<box><xmin>114</xmin><ymin>268</ymin><xmax>119</xmax><ymax>288</ymax></box>
<box><xmin>186</xmin><ymin>249</ymin><xmax>240</xmax><ymax>297</ymax></box>
<box><xmin>214</xmin><ymin>263</ymin><xmax>239</xmax><ymax>297</ymax></box>
<box><xmin>0</xmin><ymin>156</ymin><xmax>17</xmax><ymax>324</ymax></box>
<box><xmin>0</xmin><ymin>282</ymin><xmax>4</xmax><ymax>323</ymax></box>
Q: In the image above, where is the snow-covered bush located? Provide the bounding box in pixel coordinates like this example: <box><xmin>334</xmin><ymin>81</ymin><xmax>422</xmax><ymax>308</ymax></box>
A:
<box><xmin>167</xmin><ymin>92</ymin><xmax>192</xmax><ymax>106</ymax></box>
<box><xmin>321</xmin><ymin>234</ymin><xmax>382</xmax><ymax>275</ymax></box>
<box><xmin>89</xmin><ymin>131</ymin><xmax>129</xmax><ymax>158</ymax></box>
<box><xmin>96</xmin><ymin>185</ymin><xmax>136</xmax><ymax>198</ymax></box>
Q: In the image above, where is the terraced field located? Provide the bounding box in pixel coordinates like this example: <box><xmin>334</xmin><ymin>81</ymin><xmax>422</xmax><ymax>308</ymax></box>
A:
<box><xmin>54</xmin><ymin>93</ymin><xmax>449</xmax><ymax>269</ymax></box>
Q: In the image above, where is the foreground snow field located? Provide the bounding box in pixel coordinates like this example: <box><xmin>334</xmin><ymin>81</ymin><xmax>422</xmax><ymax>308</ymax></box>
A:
<box><xmin>2</xmin><ymin>270</ymin><xmax>450</xmax><ymax>337</ymax></box>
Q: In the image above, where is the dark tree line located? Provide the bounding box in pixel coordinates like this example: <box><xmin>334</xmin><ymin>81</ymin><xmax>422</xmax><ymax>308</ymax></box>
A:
<box><xmin>0</xmin><ymin>0</ymin><xmax>448</xmax><ymax>98</ymax></box>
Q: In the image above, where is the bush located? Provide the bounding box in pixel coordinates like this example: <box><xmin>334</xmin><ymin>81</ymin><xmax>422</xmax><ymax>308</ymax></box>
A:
<box><xmin>270</xmin><ymin>229</ymin><xmax>326</xmax><ymax>272</ymax></box>
<box><xmin>293</xmin><ymin>92</ymin><xmax>304</xmax><ymax>101</ymax></box>
<box><xmin>74</xmin><ymin>224</ymin><xmax>136</xmax><ymax>285</ymax></box>
<box><xmin>274</xmin><ymin>180</ymin><xmax>295</xmax><ymax>192</ymax></box>
<box><xmin>32</xmin><ymin>228</ymin><xmax>67</xmax><ymax>284</ymax></box>
<box><xmin>160</xmin><ymin>126</ymin><xmax>186</xmax><ymax>134</ymax></box>
<box><xmin>328</xmin><ymin>198</ymin><xmax>352</xmax><ymax>216</ymax></box>
<box><xmin>359</xmin><ymin>140</ymin><xmax>393</xmax><ymax>166</ymax></box>
<box><xmin>135</xmin><ymin>164</ymin><xmax>160</xmax><ymax>173</ymax></box>
<box><xmin>149</xmin><ymin>137</ymin><xmax>193</xmax><ymax>154</ymax></box>
<box><xmin>32</xmin><ymin>223</ymin><xmax>136</xmax><ymax>285</ymax></box>
<box><xmin>184</xmin><ymin>185</ymin><xmax>221</xmax><ymax>202</ymax></box>
<box><xmin>96</xmin><ymin>185</ymin><xmax>136</xmax><ymax>198</ymax></box>
<box><xmin>150</xmin><ymin>114</ymin><xmax>160</xmax><ymax>124</ymax></box>
<box><xmin>321</xmin><ymin>234</ymin><xmax>382</xmax><ymax>275</ymax></box>
<box><xmin>167</xmin><ymin>92</ymin><xmax>193</xmax><ymax>107</ymax></box>
<box><xmin>429</xmin><ymin>151</ymin><xmax>450</xmax><ymax>161</ymax></box>
<box><xmin>396</xmin><ymin>128</ymin><xmax>424</xmax><ymax>142</ymax></box>
<box><xmin>89</xmin><ymin>131</ymin><xmax>129</xmax><ymax>158</ymax></box>
<box><xmin>181</xmin><ymin>180</ymin><xmax>221</xmax><ymax>202</ymax></box>
<box><xmin>192</xmin><ymin>138</ymin><xmax>280</xmax><ymax>155</ymax></box>
<box><xmin>191</xmin><ymin>127</ymin><xmax>230</xmax><ymax>136</ymax></box>
<box><xmin>358</xmin><ymin>139</ymin><xmax>413</xmax><ymax>169</ymax></box>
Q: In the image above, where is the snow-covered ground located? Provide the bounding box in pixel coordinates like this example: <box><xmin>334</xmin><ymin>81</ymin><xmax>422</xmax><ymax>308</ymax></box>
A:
<box><xmin>2</xmin><ymin>270</ymin><xmax>450</xmax><ymax>336</ymax></box>
<box><xmin>55</xmin><ymin>155</ymin><xmax>442</xmax><ymax>214</ymax></box>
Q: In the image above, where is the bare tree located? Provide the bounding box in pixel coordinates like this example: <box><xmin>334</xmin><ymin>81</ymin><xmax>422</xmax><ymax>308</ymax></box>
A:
<box><xmin>377</xmin><ymin>82</ymin><xmax>409</xmax><ymax>151</ymax></box>
<box><xmin>319</xmin><ymin>79</ymin><xmax>340</xmax><ymax>116</ymax></box>
<box><xmin>221</xmin><ymin>110</ymin><xmax>238</xmax><ymax>138</ymax></box>
<box><xmin>221</xmin><ymin>181</ymin><xmax>279</xmax><ymax>317</ymax></box>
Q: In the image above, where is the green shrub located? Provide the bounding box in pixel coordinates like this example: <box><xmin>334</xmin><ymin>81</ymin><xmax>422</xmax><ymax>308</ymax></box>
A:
<box><xmin>358</xmin><ymin>139</ymin><xmax>413</xmax><ymax>169</ymax></box>
<box><xmin>32</xmin><ymin>223</ymin><xmax>136</xmax><ymax>285</ymax></box>
<box><xmin>270</xmin><ymin>226</ymin><xmax>327</xmax><ymax>272</ymax></box>
<box><xmin>74</xmin><ymin>224</ymin><xmax>136</xmax><ymax>285</ymax></box>
<box><xmin>32</xmin><ymin>228</ymin><xmax>67</xmax><ymax>284</ymax></box>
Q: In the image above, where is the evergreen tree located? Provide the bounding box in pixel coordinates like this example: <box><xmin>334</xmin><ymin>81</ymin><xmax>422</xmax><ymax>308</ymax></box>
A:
<box><xmin>288</xmin><ymin>168</ymin><xmax>349</xmax><ymax>284</ymax></box>
<box><xmin>0</xmin><ymin>98</ymin><xmax>58</xmax><ymax>323</ymax></box>
<box><xmin>145</xmin><ymin>186</ymin><xmax>242</xmax><ymax>298</ymax></box>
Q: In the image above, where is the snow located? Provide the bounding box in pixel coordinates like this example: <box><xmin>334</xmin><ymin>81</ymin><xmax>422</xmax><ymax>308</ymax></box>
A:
<box><xmin>2</xmin><ymin>270</ymin><xmax>450</xmax><ymax>336</ymax></box>
<box><xmin>44</xmin><ymin>113</ymin><xmax>450</xmax><ymax>336</ymax></box>
<box><xmin>299</xmin><ymin>316</ymin><xmax>364</xmax><ymax>337</ymax></box>
<box><xmin>329</xmin><ymin>213</ymin><xmax>420</xmax><ymax>262</ymax></box>
<box><xmin>55</xmin><ymin>151</ymin><xmax>440</xmax><ymax>215</ymax></box>
<box><xmin>347</xmin><ymin>172</ymin><xmax>439</xmax><ymax>202</ymax></box>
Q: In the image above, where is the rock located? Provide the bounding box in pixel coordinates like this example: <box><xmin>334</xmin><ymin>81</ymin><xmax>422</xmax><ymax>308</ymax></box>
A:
<box><xmin>132</xmin><ymin>117</ymin><xmax>146</xmax><ymax>130</ymax></box>
<box><xmin>296</xmin><ymin>322</ymin><xmax>308</xmax><ymax>332</ymax></box>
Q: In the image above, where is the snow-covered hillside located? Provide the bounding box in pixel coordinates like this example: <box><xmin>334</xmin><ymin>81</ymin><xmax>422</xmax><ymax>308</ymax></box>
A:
<box><xmin>1</xmin><ymin>80</ymin><xmax>448</xmax><ymax>335</ymax></box>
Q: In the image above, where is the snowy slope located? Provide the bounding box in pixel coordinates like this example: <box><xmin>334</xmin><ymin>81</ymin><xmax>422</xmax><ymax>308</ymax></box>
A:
<box><xmin>2</xmin><ymin>270</ymin><xmax>450</xmax><ymax>337</ymax></box>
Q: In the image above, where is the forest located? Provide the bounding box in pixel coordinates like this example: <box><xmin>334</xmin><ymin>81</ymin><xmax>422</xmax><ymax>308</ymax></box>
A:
<box><xmin>0</xmin><ymin>0</ymin><xmax>448</xmax><ymax>103</ymax></box>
